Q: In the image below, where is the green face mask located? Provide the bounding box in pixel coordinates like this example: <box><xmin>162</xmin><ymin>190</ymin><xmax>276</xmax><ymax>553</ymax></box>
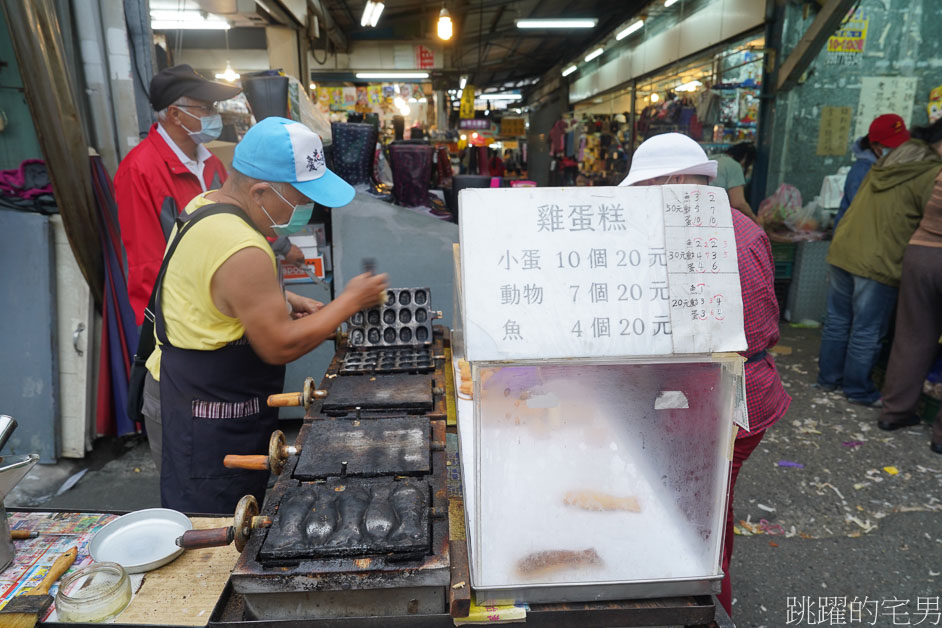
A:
<box><xmin>261</xmin><ymin>184</ymin><xmax>314</xmax><ymax>236</ymax></box>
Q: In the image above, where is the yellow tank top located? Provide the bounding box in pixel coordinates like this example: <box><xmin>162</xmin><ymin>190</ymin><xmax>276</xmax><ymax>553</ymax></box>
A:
<box><xmin>145</xmin><ymin>192</ymin><xmax>277</xmax><ymax>380</ymax></box>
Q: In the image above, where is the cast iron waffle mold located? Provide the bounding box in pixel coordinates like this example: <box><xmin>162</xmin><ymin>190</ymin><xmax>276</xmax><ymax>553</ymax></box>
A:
<box><xmin>346</xmin><ymin>287</ymin><xmax>433</xmax><ymax>348</ymax></box>
<box><xmin>340</xmin><ymin>347</ymin><xmax>434</xmax><ymax>375</ymax></box>
<box><xmin>259</xmin><ymin>477</ymin><xmax>431</xmax><ymax>561</ymax></box>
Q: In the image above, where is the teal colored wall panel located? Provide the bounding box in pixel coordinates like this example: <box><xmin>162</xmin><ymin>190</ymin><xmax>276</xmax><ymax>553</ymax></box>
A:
<box><xmin>766</xmin><ymin>0</ymin><xmax>942</xmax><ymax>203</ymax></box>
<box><xmin>0</xmin><ymin>9</ymin><xmax>43</xmax><ymax>170</ymax></box>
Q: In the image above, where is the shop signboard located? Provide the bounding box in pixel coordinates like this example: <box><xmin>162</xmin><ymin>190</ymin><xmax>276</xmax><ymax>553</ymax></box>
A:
<box><xmin>460</xmin><ymin>85</ymin><xmax>475</xmax><ymax>119</ymax></box>
<box><xmin>459</xmin><ymin>186</ymin><xmax>747</xmax><ymax>362</ymax></box>
<box><xmin>459</xmin><ymin>118</ymin><xmax>490</xmax><ymax>130</ymax></box>
<box><xmin>827</xmin><ymin>8</ymin><xmax>868</xmax><ymax>66</ymax></box>
<box><xmin>500</xmin><ymin>117</ymin><xmax>525</xmax><ymax>136</ymax></box>
<box><xmin>415</xmin><ymin>45</ymin><xmax>436</xmax><ymax>69</ymax></box>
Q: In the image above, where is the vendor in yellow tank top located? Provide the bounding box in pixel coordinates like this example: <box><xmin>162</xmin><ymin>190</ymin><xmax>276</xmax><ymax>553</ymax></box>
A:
<box><xmin>147</xmin><ymin>117</ymin><xmax>388</xmax><ymax>514</ymax></box>
<box><xmin>144</xmin><ymin>191</ymin><xmax>278</xmax><ymax>380</ymax></box>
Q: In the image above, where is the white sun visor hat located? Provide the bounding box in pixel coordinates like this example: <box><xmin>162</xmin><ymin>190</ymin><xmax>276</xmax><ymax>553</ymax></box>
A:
<box><xmin>619</xmin><ymin>132</ymin><xmax>718</xmax><ymax>187</ymax></box>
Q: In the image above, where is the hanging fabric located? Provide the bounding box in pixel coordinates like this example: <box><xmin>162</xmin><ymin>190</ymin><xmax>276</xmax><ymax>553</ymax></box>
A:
<box><xmin>90</xmin><ymin>155</ymin><xmax>140</xmax><ymax>436</ymax></box>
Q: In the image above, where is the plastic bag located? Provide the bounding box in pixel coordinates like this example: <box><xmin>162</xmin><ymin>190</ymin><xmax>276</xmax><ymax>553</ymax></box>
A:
<box><xmin>759</xmin><ymin>184</ymin><xmax>827</xmax><ymax>242</ymax></box>
<box><xmin>285</xmin><ymin>75</ymin><xmax>332</xmax><ymax>145</ymax></box>
<box><xmin>786</xmin><ymin>196</ymin><xmax>819</xmax><ymax>233</ymax></box>
<box><xmin>758</xmin><ymin>183</ymin><xmax>802</xmax><ymax>231</ymax></box>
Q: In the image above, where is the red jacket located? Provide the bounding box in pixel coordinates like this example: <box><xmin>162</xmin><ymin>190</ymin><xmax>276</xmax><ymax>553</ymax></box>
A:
<box><xmin>115</xmin><ymin>124</ymin><xmax>227</xmax><ymax>325</ymax></box>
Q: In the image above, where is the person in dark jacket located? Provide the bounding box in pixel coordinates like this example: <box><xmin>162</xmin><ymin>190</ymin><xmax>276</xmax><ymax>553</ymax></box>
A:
<box><xmin>835</xmin><ymin>114</ymin><xmax>911</xmax><ymax>227</ymax></box>
<box><xmin>818</xmin><ymin>119</ymin><xmax>942</xmax><ymax>406</ymax></box>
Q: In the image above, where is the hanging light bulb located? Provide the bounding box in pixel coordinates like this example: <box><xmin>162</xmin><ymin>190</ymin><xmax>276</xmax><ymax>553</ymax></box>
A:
<box><xmin>437</xmin><ymin>8</ymin><xmax>453</xmax><ymax>40</ymax></box>
<box><xmin>650</xmin><ymin>92</ymin><xmax>660</xmax><ymax>102</ymax></box>
<box><xmin>215</xmin><ymin>61</ymin><xmax>239</xmax><ymax>82</ymax></box>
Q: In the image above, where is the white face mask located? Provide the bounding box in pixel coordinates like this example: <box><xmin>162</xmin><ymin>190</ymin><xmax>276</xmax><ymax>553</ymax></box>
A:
<box><xmin>178</xmin><ymin>107</ymin><xmax>223</xmax><ymax>144</ymax></box>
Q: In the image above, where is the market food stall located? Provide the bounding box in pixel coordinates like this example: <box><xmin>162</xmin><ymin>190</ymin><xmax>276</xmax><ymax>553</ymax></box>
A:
<box><xmin>1</xmin><ymin>184</ymin><xmax>744</xmax><ymax>627</ymax></box>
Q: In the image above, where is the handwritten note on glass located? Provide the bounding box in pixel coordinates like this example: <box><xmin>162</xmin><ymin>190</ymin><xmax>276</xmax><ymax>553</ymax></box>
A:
<box><xmin>459</xmin><ymin>186</ymin><xmax>747</xmax><ymax>361</ymax></box>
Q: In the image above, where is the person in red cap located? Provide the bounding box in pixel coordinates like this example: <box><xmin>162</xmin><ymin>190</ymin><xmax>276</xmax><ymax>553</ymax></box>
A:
<box><xmin>835</xmin><ymin>113</ymin><xmax>910</xmax><ymax>227</ymax></box>
<box><xmin>818</xmin><ymin>117</ymin><xmax>942</xmax><ymax>407</ymax></box>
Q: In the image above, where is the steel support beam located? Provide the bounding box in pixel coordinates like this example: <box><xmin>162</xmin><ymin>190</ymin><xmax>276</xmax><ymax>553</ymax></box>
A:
<box><xmin>775</xmin><ymin>0</ymin><xmax>856</xmax><ymax>91</ymax></box>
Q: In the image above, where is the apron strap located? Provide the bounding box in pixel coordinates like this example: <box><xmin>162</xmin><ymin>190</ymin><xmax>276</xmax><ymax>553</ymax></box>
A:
<box><xmin>153</xmin><ymin>203</ymin><xmax>255</xmax><ymax>347</ymax></box>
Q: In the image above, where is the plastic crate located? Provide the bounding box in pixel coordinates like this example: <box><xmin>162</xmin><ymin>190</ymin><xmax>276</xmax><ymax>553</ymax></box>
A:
<box><xmin>775</xmin><ymin>260</ymin><xmax>794</xmax><ymax>279</ymax></box>
<box><xmin>771</xmin><ymin>241</ymin><xmax>798</xmax><ymax>262</ymax></box>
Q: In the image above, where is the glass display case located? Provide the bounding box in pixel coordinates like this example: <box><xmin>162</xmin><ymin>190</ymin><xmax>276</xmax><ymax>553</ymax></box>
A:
<box><xmin>467</xmin><ymin>355</ymin><xmax>744</xmax><ymax>604</ymax></box>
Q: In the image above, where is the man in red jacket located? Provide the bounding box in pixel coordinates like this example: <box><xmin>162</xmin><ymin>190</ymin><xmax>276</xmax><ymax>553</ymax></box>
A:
<box><xmin>115</xmin><ymin>64</ymin><xmax>241</xmax><ymax>325</ymax></box>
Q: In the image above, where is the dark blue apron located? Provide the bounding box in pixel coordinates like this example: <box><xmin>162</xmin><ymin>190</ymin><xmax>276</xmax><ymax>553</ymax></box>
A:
<box><xmin>155</xmin><ymin>204</ymin><xmax>285</xmax><ymax>515</ymax></box>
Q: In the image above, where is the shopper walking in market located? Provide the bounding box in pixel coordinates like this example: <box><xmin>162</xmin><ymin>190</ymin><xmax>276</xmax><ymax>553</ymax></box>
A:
<box><xmin>835</xmin><ymin>113</ymin><xmax>911</xmax><ymax>228</ymax></box>
<box><xmin>147</xmin><ymin>117</ymin><xmax>387</xmax><ymax>514</ymax></box>
<box><xmin>816</xmin><ymin>118</ymin><xmax>942</xmax><ymax>407</ymax></box>
<box><xmin>620</xmin><ymin>133</ymin><xmax>790</xmax><ymax>617</ymax></box>
<box><xmin>876</xmin><ymin>144</ymin><xmax>942</xmax><ymax>452</ymax></box>
<box><xmin>711</xmin><ymin>142</ymin><xmax>759</xmax><ymax>223</ymax></box>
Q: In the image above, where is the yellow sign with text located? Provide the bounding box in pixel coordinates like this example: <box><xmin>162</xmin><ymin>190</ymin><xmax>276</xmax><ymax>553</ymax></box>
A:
<box><xmin>459</xmin><ymin>85</ymin><xmax>475</xmax><ymax>119</ymax></box>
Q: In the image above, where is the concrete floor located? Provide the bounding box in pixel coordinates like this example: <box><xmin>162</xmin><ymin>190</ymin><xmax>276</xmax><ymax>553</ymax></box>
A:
<box><xmin>6</xmin><ymin>324</ymin><xmax>942</xmax><ymax>627</ymax></box>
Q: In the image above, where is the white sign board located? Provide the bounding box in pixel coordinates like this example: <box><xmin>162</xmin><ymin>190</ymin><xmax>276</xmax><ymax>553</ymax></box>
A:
<box><xmin>853</xmin><ymin>76</ymin><xmax>918</xmax><ymax>140</ymax></box>
<box><xmin>458</xmin><ymin>186</ymin><xmax>747</xmax><ymax>362</ymax></box>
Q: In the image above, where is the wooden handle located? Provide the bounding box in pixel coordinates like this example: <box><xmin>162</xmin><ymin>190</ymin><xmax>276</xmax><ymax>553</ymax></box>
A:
<box><xmin>267</xmin><ymin>392</ymin><xmax>302</xmax><ymax>407</ymax></box>
<box><xmin>223</xmin><ymin>455</ymin><xmax>269</xmax><ymax>471</ymax></box>
<box><xmin>11</xmin><ymin>529</ymin><xmax>37</xmax><ymax>539</ymax></box>
<box><xmin>176</xmin><ymin>527</ymin><xmax>234</xmax><ymax>550</ymax></box>
<box><xmin>29</xmin><ymin>547</ymin><xmax>77</xmax><ymax>596</ymax></box>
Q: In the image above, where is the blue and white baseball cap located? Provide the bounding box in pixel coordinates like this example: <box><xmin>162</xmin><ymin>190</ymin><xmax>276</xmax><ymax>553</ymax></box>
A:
<box><xmin>232</xmin><ymin>117</ymin><xmax>354</xmax><ymax>207</ymax></box>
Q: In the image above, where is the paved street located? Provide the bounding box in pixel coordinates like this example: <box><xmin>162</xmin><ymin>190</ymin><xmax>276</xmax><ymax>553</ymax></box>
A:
<box><xmin>732</xmin><ymin>326</ymin><xmax>942</xmax><ymax>627</ymax></box>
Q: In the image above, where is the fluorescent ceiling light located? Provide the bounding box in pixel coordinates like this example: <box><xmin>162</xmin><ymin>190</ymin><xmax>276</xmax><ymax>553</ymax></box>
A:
<box><xmin>675</xmin><ymin>80</ymin><xmax>702</xmax><ymax>92</ymax></box>
<box><xmin>615</xmin><ymin>19</ymin><xmax>644</xmax><ymax>40</ymax></box>
<box><xmin>369</xmin><ymin>1</ymin><xmax>384</xmax><ymax>26</ymax></box>
<box><xmin>584</xmin><ymin>47</ymin><xmax>603</xmax><ymax>62</ymax></box>
<box><xmin>515</xmin><ymin>18</ymin><xmax>597</xmax><ymax>29</ymax></box>
<box><xmin>664</xmin><ymin>0</ymin><xmax>679</xmax><ymax>6</ymax></box>
<box><xmin>150</xmin><ymin>10</ymin><xmax>230</xmax><ymax>29</ymax></box>
<box><xmin>561</xmin><ymin>64</ymin><xmax>578</xmax><ymax>77</ymax></box>
<box><xmin>355</xmin><ymin>72</ymin><xmax>429</xmax><ymax>79</ymax></box>
<box><xmin>476</xmin><ymin>93</ymin><xmax>521</xmax><ymax>100</ymax></box>
<box><xmin>459</xmin><ymin>75</ymin><xmax>468</xmax><ymax>89</ymax></box>
<box><xmin>360</xmin><ymin>1</ymin><xmax>384</xmax><ymax>27</ymax></box>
